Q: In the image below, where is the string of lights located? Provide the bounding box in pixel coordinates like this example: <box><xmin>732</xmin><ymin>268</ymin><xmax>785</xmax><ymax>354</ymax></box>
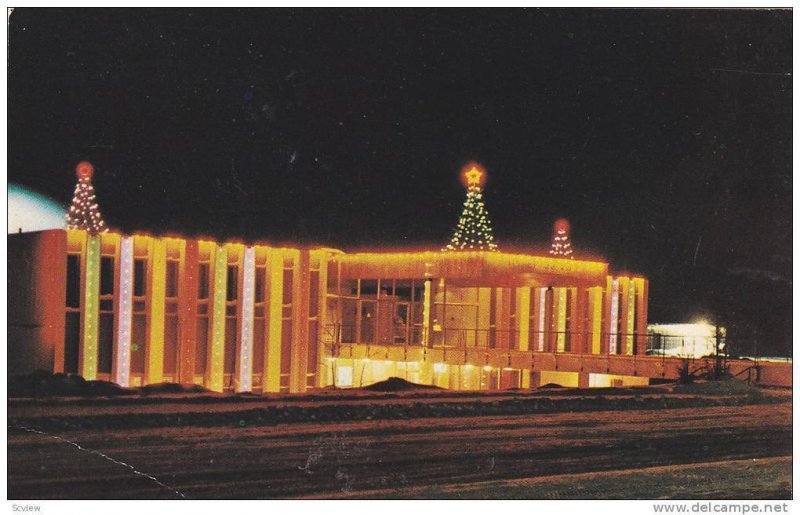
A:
<box><xmin>443</xmin><ymin>163</ymin><xmax>498</xmax><ymax>252</ymax></box>
<box><xmin>65</xmin><ymin>161</ymin><xmax>108</xmax><ymax>234</ymax></box>
<box><xmin>549</xmin><ymin>218</ymin><xmax>573</xmax><ymax>258</ymax></box>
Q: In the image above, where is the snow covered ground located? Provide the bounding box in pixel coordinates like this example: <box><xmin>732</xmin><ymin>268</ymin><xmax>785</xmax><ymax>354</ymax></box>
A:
<box><xmin>7</xmin><ymin>382</ymin><xmax>791</xmax><ymax>499</ymax></box>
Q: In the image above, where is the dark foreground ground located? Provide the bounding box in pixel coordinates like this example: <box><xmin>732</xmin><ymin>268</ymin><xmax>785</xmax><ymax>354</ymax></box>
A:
<box><xmin>7</xmin><ymin>380</ymin><xmax>792</xmax><ymax>499</ymax></box>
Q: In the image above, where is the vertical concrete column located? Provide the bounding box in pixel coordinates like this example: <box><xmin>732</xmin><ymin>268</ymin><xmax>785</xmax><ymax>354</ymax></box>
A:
<box><xmin>80</xmin><ymin>233</ymin><xmax>100</xmax><ymax>380</ymax></box>
<box><xmin>289</xmin><ymin>250</ymin><xmax>310</xmax><ymax>393</ymax></box>
<box><xmin>533</xmin><ymin>288</ymin><xmax>546</xmax><ymax>352</ymax></box>
<box><xmin>517</xmin><ymin>287</ymin><xmax>531</xmax><ymax>352</ymax></box>
<box><xmin>263</xmin><ymin>249</ymin><xmax>284</xmax><ymax>393</ymax></box>
<box><xmin>422</xmin><ymin>265</ymin><xmax>433</xmax><ymax>347</ymax></box>
<box><xmin>495</xmin><ymin>287</ymin><xmax>511</xmax><ymax>349</ymax></box>
<box><xmin>570</xmin><ymin>287</ymin><xmax>584</xmax><ymax>354</ymax></box>
<box><xmin>634</xmin><ymin>278</ymin><xmax>649</xmax><ymax>355</ymax></box>
<box><xmin>38</xmin><ymin>231</ymin><xmax>68</xmax><ymax>373</ymax></box>
<box><xmin>178</xmin><ymin>239</ymin><xmax>199</xmax><ymax>385</ymax></box>
<box><xmin>314</xmin><ymin>250</ymin><xmax>329</xmax><ymax>388</ymax></box>
<box><xmin>529</xmin><ymin>371</ymin><xmax>541</xmax><ymax>388</ymax></box>
<box><xmin>605</xmin><ymin>277</ymin><xmax>619</xmax><ymax>355</ymax></box>
<box><xmin>113</xmin><ymin>236</ymin><xmax>134</xmax><ymax>386</ymax></box>
<box><xmin>236</xmin><ymin>246</ymin><xmax>256</xmax><ymax>392</ymax></box>
<box><xmin>588</xmin><ymin>286</ymin><xmax>603</xmax><ymax>354</ymax></box>
<box><xmin>555</xmin><ymin>287</ymin><xmax>567</xmax><ymax>352</ymax></box>
<box><xmin>542</xmin><ymin>288</ymin><xmax>557</xmax><ymax>352</ymax></box>
<box><xmin>145</xmin><ymin>238</ymin><xmax>167</xmax><ymax>385</ymax></box>
<box><xmin>520</xmin><ymin>369</ymin><xmax>531</xmax><ymax>389</ymax></box>
<box><xmin>624</xmin><ymin>278</ymin><xmax>637</xmax><ymax>355</ymax></box>
<box><xmin>578</xmin><ymin>372</ymin><xmax>591</xmax><ymax>388</ymax></box>
<box><xmin>617</xmin><ymin>277</ymin><xmax>629</xmax><ymax>355</ymax></box>
<box><xmin>207</xmin><ymin>244</ymin><xmax>227</xmax><ymax>392</ymax></box>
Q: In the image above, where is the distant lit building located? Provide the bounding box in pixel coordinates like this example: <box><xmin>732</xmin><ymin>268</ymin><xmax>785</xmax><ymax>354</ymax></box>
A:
<box><xmin>9</xmin><ymin>229</ymin><xmax>651</xmax><ymax>392</ymax></box>
<box><xmin>646</xmin><ymin>322</ymin><xmax>726</xmax><ymax>359</ymax></box>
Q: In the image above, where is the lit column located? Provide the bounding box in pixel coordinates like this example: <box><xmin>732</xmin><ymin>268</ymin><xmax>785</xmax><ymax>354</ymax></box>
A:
<box><xmin>589</xmin><ymin>286</ymin><xmax>603</xmax><ymax>354</ymax></box>
<box><xmin>537</xmin><ymin>288</ymin><xmax>546</xmax><ymax>351</ymax></box>
<box><xmin>315</xmin><ymin>250</ymin><xmax>329</xmax><ymax>388</ymax></box>
<box><xmin>517</xmin><ymin>287</ymin><xmax>530</xmax><ymax>351</ymax></box>
<box><xmin>114</xmin><ymin>236</ymin><xmax>133</xmax><ymax>386</ymax></box>
<box><xmin>556</xmin><ymin>287</ymin><xmax>567</xmax><ymax>352</ymax></box>
<box><xmin>290</xmin><ymin>250</ymin><xmax>310</xmax><ymax>393</ymax></box>
<box><xmin>609</xmin><ymin>278</ymin><xmax>620</xmax><ymax>354</ymax></box>
<box><xmin>263</xmin><ymin>249</ymin><xmax>283</xmax><ymax>393</ymax></box>
<box><xmin>208</xmin><ymin>245</ymin><xmax>227</xmax><ymax>392</ymax></box>
<box><xmin>625</xmin><ymin>278</ymin><xmax>636</xmax><ymax>355</ymax></box>
<box><xmin>422</xmin><ymin>263</ymin><xmax>433</xmax><ymax>347</ymax></box>
<box><xmin>571</xmin><ymin>287</ymin><xmax>584</xmax><ymax>353</ymax></box>
<box><xmin>80</xmin><ymin>234</ymin><xmax>100</xmax><ymax>380</ymax></box>
<box><xmin>178</xmin><ymin>240</ymin><xmax>199</xmax><ymax>384</ymax></box>
<box><xmin>145</xmin><ymin>239</ymin><xmax>166</xmax><ymax>385</ymax></box>
<box><xmin>634</xmin><ymin>278</ymin><xmax>649</xmax><ymax>355</ymax></box>
<box><xmin>237</xmin><ymin>246</ymin><xmax>255</xmax><ymax>392</ymax></box>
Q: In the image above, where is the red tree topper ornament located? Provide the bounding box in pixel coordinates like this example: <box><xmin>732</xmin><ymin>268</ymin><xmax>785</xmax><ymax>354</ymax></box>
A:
<box><xmin>76</xmin><ymin>161</ymin><xmax>94</xmax><ymax>180</ymax></box>
<box><xmin>554</xmin><ymin>218</ymin><xmax>570</xmax><ymax>234</ymax></box>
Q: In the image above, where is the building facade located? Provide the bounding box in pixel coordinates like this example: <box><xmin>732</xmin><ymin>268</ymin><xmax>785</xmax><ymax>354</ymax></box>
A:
<box><xmin>9</xmin><ymin>228</ymin><xmax>650</xmax><ymax>392</ymax></box>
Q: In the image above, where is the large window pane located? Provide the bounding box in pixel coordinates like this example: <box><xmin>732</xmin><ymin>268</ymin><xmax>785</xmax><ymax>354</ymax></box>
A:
<box><xmin>66</xmin><ymin>255</ymin><xmax>81</xmax><ymax>308</ymax></box>
<box><xmin>100</xmin><ymin>256</ymin><xmax>115</xmax><ymax>295</ymax></box>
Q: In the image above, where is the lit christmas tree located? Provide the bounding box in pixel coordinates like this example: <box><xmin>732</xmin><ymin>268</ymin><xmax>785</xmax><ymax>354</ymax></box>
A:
<box><xmin>549</xmin><ymin>218</ymin><xmax>573</xmax><ymax>258</ymax></box>
<box><xmin>66</xmin><ymin>161</ymin><xmax>108</xmax><ymax>234</ymax></box>
<box><xmin>443</xmin><ymin>163</ymin><xmax>498</xmax><ymax>252</ymax></box>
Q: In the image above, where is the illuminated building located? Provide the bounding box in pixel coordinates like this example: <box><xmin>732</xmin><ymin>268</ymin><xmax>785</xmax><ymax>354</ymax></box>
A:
<box><xmin>8</xmin><ymin>228</ymin><xmax>652</xmax><ymax>392</ymax></box>
<box><xmin>646</xmin><ymin>322</ymin><xmax>726</xmax><ymax>359</ymax></box>
<box><xmin>8</xmin><ymin>161</ymin><xmax>665</xmax><ymax>392</ymax></box>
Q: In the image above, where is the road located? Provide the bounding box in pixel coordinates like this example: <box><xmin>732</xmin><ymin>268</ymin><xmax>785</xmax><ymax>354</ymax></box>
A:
<box><xmin>7</xmin><ymin>389</ymin><xmax>792</xmax><ymax>499</ymax></box>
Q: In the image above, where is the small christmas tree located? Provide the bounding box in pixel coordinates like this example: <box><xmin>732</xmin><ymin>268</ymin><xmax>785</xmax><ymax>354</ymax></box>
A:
<box><xmin>549</xmin><ymin>218</ymin><xmax>573</xmax><ymax>258</ymax></box>
<box><xmin>443</xmin><ymin>163</ymin><xmax>498</xmax><ymax>252</ymax></box>
<box><xmin>66</xmin><ymin>161</ymin><xmax>108</xmax><ymax>234</ymax></box>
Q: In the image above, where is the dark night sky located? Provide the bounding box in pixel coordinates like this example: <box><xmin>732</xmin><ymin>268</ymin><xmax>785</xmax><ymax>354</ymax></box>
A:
<box><xmin>8</xmin><ymin>8</ymin><xmax>792</xmax><ymax>355</ymax></box>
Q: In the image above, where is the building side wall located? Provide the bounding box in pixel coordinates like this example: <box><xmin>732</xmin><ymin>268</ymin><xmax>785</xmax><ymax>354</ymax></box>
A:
<box><xmin>8</xmin><ymin>230</ymin><xmax>68</xmax><ymax>375</ymax></box>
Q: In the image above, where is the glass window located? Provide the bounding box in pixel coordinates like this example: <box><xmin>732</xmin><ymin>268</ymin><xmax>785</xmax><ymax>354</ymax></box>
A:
<box><xmin>360</xmin><ymin>301</ymin><xmax>376</xmax><ymax>343</ymax></box>
<box><xmin>282</xmin><ymin>268</ymin><xmax>293</xmax><ymax>304</ymax></box>
<box><xmin>226</xmin><ymin>265</ymin><xmax>238</xmax><ymax>301</ymax></box>
<box><xmin>341</xmin><ymin>279</ymin><xmax>358</xmax><ymax>297</ymax></box>
<box><xmin>309</xmin><ymin>271</ymin><xmax>320</xmax><ymax>317</ymax></box>
<box><xmin>100</xmin><ymin>256</ymin><xmax>115</xmax><ymax>295</ymax></box>
<box><xmin>394</xmin><ymin>280</ymin><xmax>412</xmax><ymax>301</ymax></box>
<box><xmin>133</xmin><ymin>259</ymin><xmax>146</xmax><ymax>297</ymax></box>
<box><xmin>359</xmin><ymin>279</ymin><xmax>378</xmax><ymax>299</ymax></box>
<box><xmin>66</xmin><ymin>254</ymin><xmax>81</xmax><ymax>308</ymax></box>
<box><xmin>166</xmin><ymin>261</ymin><xmax>179</xmax><ymax>298</ymax></box>
<box><xmin>255</xmin><ymin>267</ymin><xmax>266</xmax><ymax>303</ymax></box>
<box><xmin>198</xmin><ymin>263</ymin><xmax>210</xmax><ymax>299</ymax></box>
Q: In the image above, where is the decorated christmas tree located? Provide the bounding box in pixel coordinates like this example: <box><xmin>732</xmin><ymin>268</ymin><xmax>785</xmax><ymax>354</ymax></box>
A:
<box><xmin>549</xmin><ymin>218</ymin><xmax>573</xmax><ymax>258</ymax></box>
<box><xmin>443</xmin><ymin>163</ymin><xmax>498</xmax><ymax>252</ymax></box>
<box><xmin>66</xmin><ymin>161</ymin><xmax>108</xmax><ymax>234</ymax></box>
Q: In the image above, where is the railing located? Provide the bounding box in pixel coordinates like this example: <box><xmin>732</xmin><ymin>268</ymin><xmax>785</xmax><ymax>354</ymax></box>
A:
<box><xmin>322</xmin><ymin>324</ymin><xmax>652</xmax><ymax>354</ymax></box>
